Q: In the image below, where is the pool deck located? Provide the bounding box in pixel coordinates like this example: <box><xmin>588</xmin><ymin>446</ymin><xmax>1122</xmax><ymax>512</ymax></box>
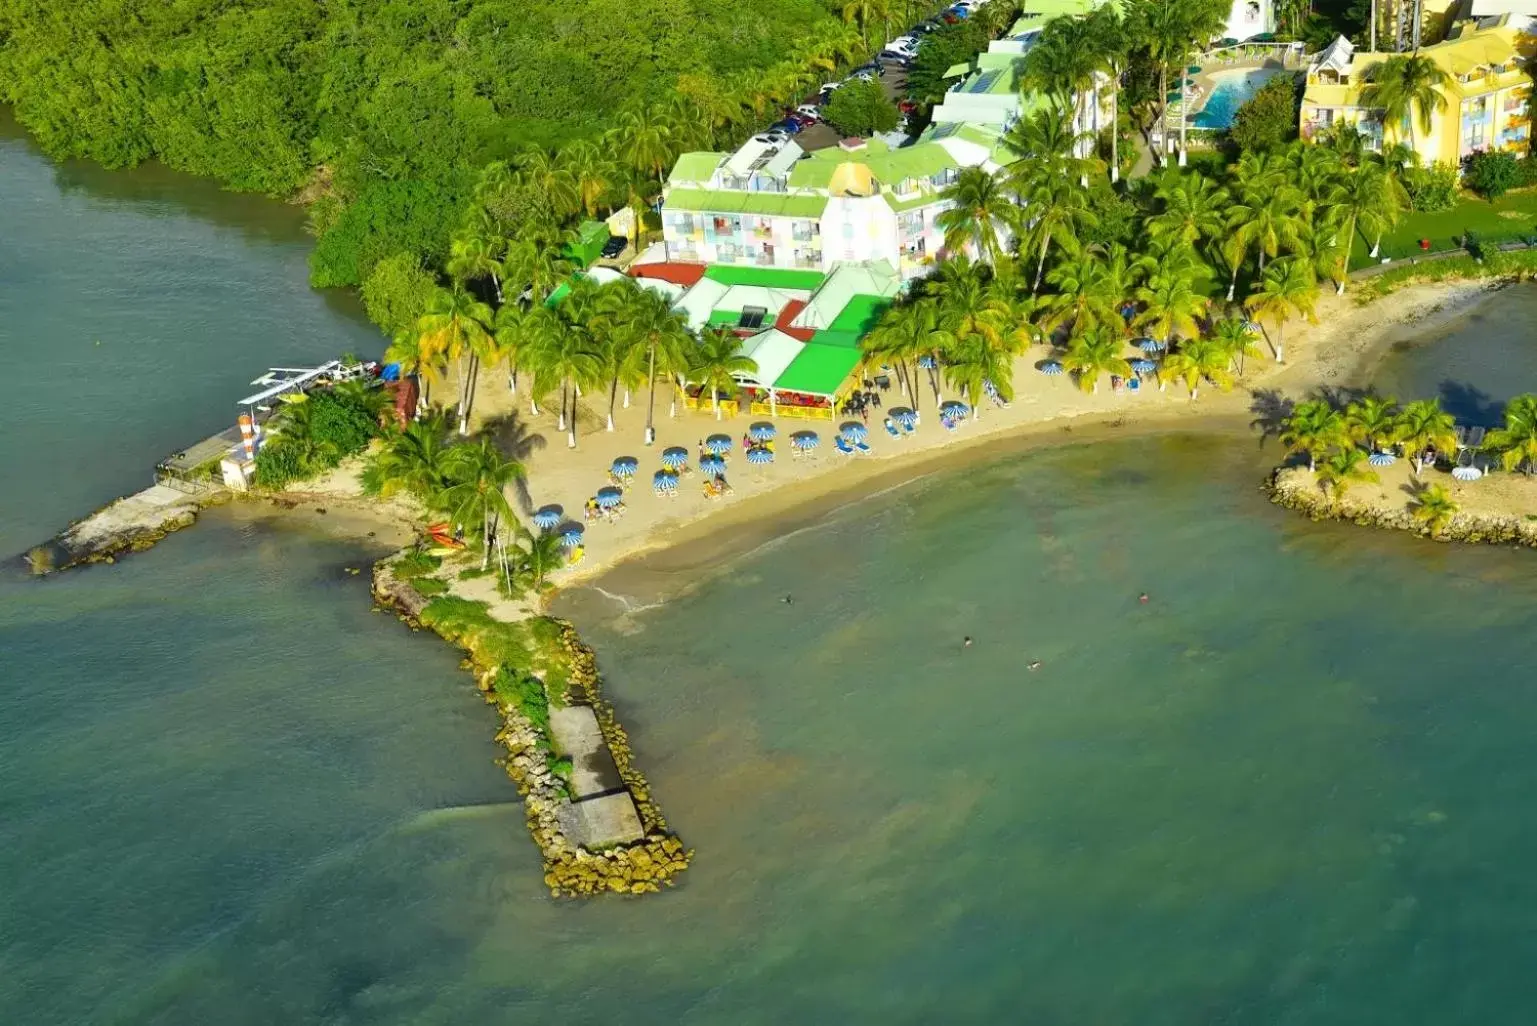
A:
<box><xmin>1186</xmin><ymin>57</ymin><xmax>1295</xmax><ymax>128</ymax></box>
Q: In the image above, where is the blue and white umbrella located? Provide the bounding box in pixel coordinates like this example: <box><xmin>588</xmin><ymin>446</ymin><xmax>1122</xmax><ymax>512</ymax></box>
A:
<box><xmin>749</xmin><ymin>422</ymin><xmax>777</xmax><ymax>442</ymax></box>
<box><xmin>1136</xmin><ymin>337</ymin><xmax>1167</xmax><ymax>353</ymax></box>
<box><xmin>559</xmin><ymin>528</ymin><xmax>584</xmax><ymax>549</ymax></box>
<box><xmin>611</xmin><ymin>456</ymin><xmax>638</xmax><ymax>478</ymax></box>
<box><xmin>532</xmin><ymin>506</ymin><xmax>563</xmax><ymax>530</ymax></box>
<box><xmin>704</xmin><ymin>434</ymin><xmax>733</xmax><ymax>455</ymax></box>
<box><xmin>791</xmin><ymin>430</ymin><xmax>821</xmax><ymax>450</ymax></box>
<box><xmin>940</xmin><ymin>400</ymin><xmax>970</xmax><ymax>417</ymax></box>
<box><xmin>660</xmin><ymin>446</ymin><xmax>689</xmax><ymax>469</ymax></box>
<box><xmin>653</xmin><ymin>470</ymin><xmax>678</xmax><ymax>492</ymax></box>
<box><xmin>701</xmin><ymin>454</ymin><xmax>727</xmax><ymax>475</ymax></box>
<box><xmin>1367</xmin><ymin>452</ymin><xmax>1397</xmax><ymax>467</ymax></box>
<box><xmin>1452</xmin><ymin>465</ymin><xmax>1483</xmax><ymax>481</ymax></box>
<box><xmin>596</xmin><ymin>486</ymin><xmax>624</xmax><ymax>508</ymax></box>
<box><xmin>746</xmin><ymin>447</ymin><xmax>775</xmax><ymax>465</ymax></box>
<box><xmin>1130</xmin><ymin>358</ymin><xmax>1158</xmax><ymax>374</ymax></box>
<box><xmin>918</xmin><ymin>355</ymin><xmax>938</xmax><ymax>370</ymax></box>
<box><xmin>890</xmin><ymin>408</ymin><xmax>917</xmax><ymax>428</ymax></box>
<box><xmin>1038</xmin><ymin>360</ymin><xmax>1064</xmax><ymax>376</ymax></box>
<box><xmin>840</xmin><ymin>422</ymin><xmax>869</xmax><ymax>442</ymax></box>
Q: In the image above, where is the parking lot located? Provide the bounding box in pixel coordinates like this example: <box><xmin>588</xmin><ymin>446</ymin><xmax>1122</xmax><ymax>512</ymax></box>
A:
<box><xmin>787</xmin><ymin>60</ymin><xmax>911</xmax><ymax>152</ymax></box>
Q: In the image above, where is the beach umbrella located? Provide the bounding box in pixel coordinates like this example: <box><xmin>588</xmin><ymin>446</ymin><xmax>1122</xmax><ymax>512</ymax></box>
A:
<box><xmin>791</xmin><ymin>430</ymin><xmax>821</xmax><ymax>450</ymax></box>
<box><xmin>1367</xmin><ymin>452</ymin><xmax>1397</xmax><ymax>467</ymax></box>
<box><xmin>596</xmin><ymin>486</ymin><xmax>624</xmax><ymax>508</ymax></box>
<box><xmin>611</xmin><ymin>456</ymin><xmax>638</xmax><ymax>478</ymax></box>
<box><xmin>653</xmin><ymin>470</ymin><xmax>678</xmax><ymax>492</ymax></box>
<box><xmin>917</xmin><ymin>355</ymin><xmax>938</xmax><ymax>370</ymax></box>
<box><xmin>940</xmin><ymin>400</ymin><xmax>970</xmax><ymax>417</ymax></box>
<box><xmin>746</xmin><ymin>447</ymin><xmax>775</xmax><ymax>465</ymax></box>
<box><xmin>559</xmin><ymin>528</ymin><xmax>584</xmax><ymax>549</ymax></box>
<box><xmin>1038</xmin><ymin>360</ymin><xmax>1064</xmax><ymax>376</ymax></box>
<box><xmin>1187</xmin><ymin>64</ymin><xmax>1202</xmax><ymax>74</ymax></box>
<box><xmin>890</xmin><ymin>408</ymin><xmax>917</xmax><ymax>428</ymax></box>
<box><xmin>701</xmin><ymin>454</ymin><xmax>727</xmax><ymax>475</ymax></box>
<box><xmin>532</xmin><ymin>506</ymin><xmax>562</xmax><ymax>531</ymax></box>
<box><xmin>1130</xmin><ymin>358</ymin><xmax>1157</xmax><ymax>374</ymax></box>
<box><xmin>704</xmin><ymin>434</ymin><xmax>732</xmax><ymax>455</ymax></box>
<box><xmin>1136</xmin><ymin>337</ymin><xmax>1166</xmax><ymax>353</ymax></box>
<box><xmin>660</xmin><ymin>446</ymin><xmax>689</xmax><ymax>469</ymax></box>
<box><xmin>840</xmin><ymin>422</ymin><xmax>869</xmax><ymax>442</ymax></box>
<box><xmin>1452</xmin><ymin>466</ymin><xmax>1483</xmax><ymax>481</ymax></box>
<box><xmin>749</xmin><ymin>422</ymin><xmax>777</xmax><ymax>442</ymax></box>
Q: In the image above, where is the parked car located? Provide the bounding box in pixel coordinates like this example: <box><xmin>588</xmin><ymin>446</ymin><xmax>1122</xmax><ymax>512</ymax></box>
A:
<box><xmin>898</xmin><ymin>99</ymin><xmax>917</xmax><ymax>114</ymax></box>
<box><xmin>820</xmin><ymin>81</ymin><xmax>843</xmax><ymax>95</ymax></box>
<box><xmin>600</xmin><ymin>236</ymin><xmax>626</xmax><ymax>259</ymax></box>
<box><xmin>769</xmin><ymin>119</ymin><xmax>803</xmax><ymax>135</ymax></box>
<box><xmin>879</xmin><ymin>50</ymin><xmax>913</xmax><ymax>65</ymax></box>
<box><xmin>851</xmin><ymin>68</ymin><xmax>879</xmax><ymax>82</ymax></box>
<box><xmin>795</xmin><ymin>104</ymin><xmax>822</xmax><ymax>121</ymax></box>
<box><xmin>891</xmin><ymin>34</ymin><xmax>919</xmax><ymax>48</ymax></box>
<box><xmin>753</xmin><ymin>130</ymin><xmax>791</xmax><ymax>145</ymax></box>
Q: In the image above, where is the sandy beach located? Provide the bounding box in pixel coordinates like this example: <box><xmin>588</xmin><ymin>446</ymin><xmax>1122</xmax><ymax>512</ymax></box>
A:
<box><xmin>280</xmin><ymin>278</ymin><xmax>1504</xmax><ymax>594</ymax></box>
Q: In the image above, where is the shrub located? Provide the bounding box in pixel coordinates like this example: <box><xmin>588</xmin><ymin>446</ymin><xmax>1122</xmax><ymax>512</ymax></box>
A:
<box><xmin>411</xmin><ymin>577</ymin><xmax>450</xmax><ymax>597</ymax></box>
<box><xmin>362</xmin><ymin>253</ymin><xmax>440</xmax><ymax>336</ymax></box>
<box><xmin>251</xmin><ymin>437</ymin><xmax>315</xmax><ymax>489</ymax></box>
<box><xmin>492</xmin><ymin>668</ymin><xmax>551</xmax><ymax>733</ymax></box>
<box><xmin>1462</xmin><ymin>150</ymin><xmax>1521</xmax><ymax>199</ymax></box>
<box><xmin>1229</xmin><ymin>75</ymin><xmax>1300</xmax><ymax>152</ymax></box>
<box><xmin>1404</xmin><ymin>161</ymin><xmax>1459</xmax><ymax>212</ymax></box>
<box><xmin>308</xmin><ymin>389</ymin><xmax>378</xmax><ymax>456</ymax></box>
<box><xmin>309</xmin><ymin>179</ymin><xmax>459</xmax><ymax>288</ymax></box>
<box><xmin>393</xmin><ymin>550</ymin><xmax>442</xmax><ymax>578</ymax></box>
<box><xmin>824</xmin><ymin>79</ymin><xmax>900</xmax><ymax>137</ymax></box>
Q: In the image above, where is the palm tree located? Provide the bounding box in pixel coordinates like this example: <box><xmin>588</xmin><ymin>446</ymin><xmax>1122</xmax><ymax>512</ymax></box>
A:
<box><xmin>609</xmin><ymin>103</ymin><xmax>675</xmax><ymax>182</ymax></box>
<box><xmin>936</xmin><ymin>167</ymin><xmax>1019</xmax><ymax>265</ymax></box>
<box><xmin>1244</xmin><ymin>258</ymin><xmax>1317</xmax><ymax>364</ymax></box>
<box><xmin>1483</xmin><ymin>393</ymin><xmax>1537</xmax><ymax>475</ymax></box>
<box><xmin>1210</xmin><ymin>317</ymin><xmax>1262</xmax><ymax>375</ymax></box>
<box><xmin>1084</xmin><ymin>4</ymin><xmax>1128</xmax><ymax>182</ymax></box>
<box><xmin>929</xmin><ymin>261</ymin><xmax>1036</xmax><ymax>366</ymax></box>
<box><xmin>1410</xmin><ymin>483</ymin><xmax>1459</xmax><ymax>537</ymax></box>
<box><xmin>1322</xmin><ymin>164</ymin><xmax>1402</xmax><ymax>289</ymax></box>
<box><xmin>516</xmin><ymin>147</ymin><xmax>581</xmax><ymax>221</ymax></box>
<box><xmin>526</xmin><ymin>313</ymin><xmax>604</xmax><ymax>449</ymax></box>
<box><xmin>1226</xmin><ymin>182</ymin><xmax>1307</xmax><ymax>299</ymax></box>
<box><xmin>615</xmin><ymin>286</ymin><xmax>693</xmax><ymax>443</ymax></box>
<box><xmin>1043</xmin><ymin>244</ymin><xmax>1137</xmax><ymax>343</ymax></box>
<box><xmin>491</xmin><ymin>303</ymin><xmax>553</xmax><ymax>401</ymax></box>
<box><xmin>446</xmin><ymin>229</ymin><xmax>505</xmax><ymax>305</ymax></box>
<box><xmin>1161</xmin><ymin>337</ymin><xmax>1231</xmax><ymax>400</ymax></box>
<box><xmin>368</xmin><ymin>416</ymin><xmax>455</xmax><ymax>502</ymax></box>
<box><xmin>417</xmin><ymin>286</ymin><xmax>494</xmax><ymax>435</ymax></box>
<box><xmin>502</xmin><ymin>237</ymin><xmax>571</xmax><ymax>307</ymax></box>
<box><xmin>1396</xmin><ymin>397</ymin><xmax>1458</xmax><ymax>476</ymax></box>
<box><xmin>862</xmin><ymin>298</ymin><xmax>942</xmax><ymax>412</ymax></box>
<box><xmin>442</xmin><ymin>438</ymin><xmax>524</xmax><ymax>570</ymax></box>
<box><xmin>1280</xmin><ymin>399</ymin><xmax>1346</xmax><ymax>471</ymax></box>
<box><xmin>511</xmin><ymin>527</ymin><xmax>568</xmax><ymax>595</ymax></box>
<box><xmin>1344</xmin><ymin>394</ymin><xmax>1401</xmax><ymax>452</ymax></box>
<box><xmin>1133</xmin><ymin>253</ymin><xmax>1208</xmax><ymax>347</ymax></box>
<box><xmin>1147</xmin><ymin>171</ymin><xmax>1230</xmax><ymax>252</ymax></box>
<box><xmin>1317</xmin><ymin>446</ymin><xmax>1379</xmax><ymax>500</ymax></box>
<box><xmin>1014</xmin><ymin>169</ymin><xmax>1098</xmax><ymax>292</ymax></box>
<box><xmin>1061</xmin><ymin>325</ymin><xmax>1133</xmax><ymax>393</ymax></box>
<box><xmin>384</xmin><ymin>330</ymin><xmax>437</xmax><ymax>413</ymax></box>
<box><xmin>842</xmin><ymin>0</ymin><xmax>893</xmax><ymax>49</ymax></box>
<box><xmin>1362</xmin><ymin>54</ymin><xmax>1453</xmax><ymax>156</ymax></box>
<box><xmin>688</xmin><ymin>328</ymin><xmax>756</xmax><ymax>420</ymax></box>
<box><xmin>561</xmin><ymin>140</ymin><xmax>617</xmax><ymax>219</ymax></box>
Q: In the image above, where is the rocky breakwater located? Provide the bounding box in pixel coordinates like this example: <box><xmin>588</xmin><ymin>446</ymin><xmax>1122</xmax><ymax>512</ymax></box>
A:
<box><xmin>25</xmin><ymin>484</ymin><xmax>223</xmax><ymax>574</ymax></box>
<box><xmin>372</xmin><ymin>551</ymin><xmax>692</xmax><ymax>897</ymax></box>
<box><xmin>1267</xmin><ymin>466</ymin><xmax>1537</xmax><ymax>548</ymax></box>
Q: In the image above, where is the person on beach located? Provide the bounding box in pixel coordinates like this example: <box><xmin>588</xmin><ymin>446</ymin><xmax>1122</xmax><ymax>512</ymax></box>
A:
<box><xmin>963</xmin><ymin>636</ymin><xmax>973</xmax><ymax>648</ymax></box>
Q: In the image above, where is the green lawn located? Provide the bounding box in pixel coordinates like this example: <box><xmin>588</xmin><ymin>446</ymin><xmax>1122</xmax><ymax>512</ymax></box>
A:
<box><xmin>1350</xmin><ymin>189</ymin><xmax>1537</xmax><ymax>269</ymax></box>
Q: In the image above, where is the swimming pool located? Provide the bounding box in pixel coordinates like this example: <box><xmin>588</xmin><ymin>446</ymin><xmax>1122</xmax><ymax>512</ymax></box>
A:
<box><xmin>1190</xmin><ymin>68</ymin><xmax>1284</xmax><ymax>130</ymax></box>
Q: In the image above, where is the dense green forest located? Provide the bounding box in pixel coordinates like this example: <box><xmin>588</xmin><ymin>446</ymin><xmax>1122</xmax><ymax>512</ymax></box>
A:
<box><xmin>0</xmin><ymin>0</ymin><xmax>888</xmax><ymax>303</ymax></box>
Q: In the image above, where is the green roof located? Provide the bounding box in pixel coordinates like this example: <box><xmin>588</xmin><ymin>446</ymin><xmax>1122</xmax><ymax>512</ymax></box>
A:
<box><xmin>706</xmin><ymin>310</ymin><xmax>743</xmax><ymax>327</ymax></box>
<box><xmin>665</xmin><ymin>188</ymin><xmax>828</xmax><ymax>219</ymax></box>
<box><xmin>865</xmin><ymin>142</ymin><xmax>957</xmax><ymax>183</ymax></box>
<box><xmin>704</xmin><ymin>266</ymin><xmax>826</xmax><ymax>289</ymax></box>
<box><xmin>808</xmin><ymin>329</ymin><xmax>864</xmax><ymax>350</ymax></box>
<box><xmin>773</xmin><ymin>344</ymin><xmax>862</xmax><ymax>396</ymax></box>
<box><xmin>883</xmin><ymin>191</ymin><xmax>945</xmax><ymax>213</ymax></box>
<box><xmin>669</xmin><ymin>151</ymin><xmax>725</xmax><ymax>184</ymax></box>
<box><xmin>826</xmin><ymin>295</ymin><xmax>891</xmax><ymax>336</ymax></box>
<box><xmin>942</xmin><ymin>61</ymin><xmax>972</xmax><ymax>79</ymax></box>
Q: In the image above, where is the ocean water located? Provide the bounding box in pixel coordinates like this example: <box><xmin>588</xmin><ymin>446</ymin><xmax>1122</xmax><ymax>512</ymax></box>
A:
<box><xmin>7</xmin><ymin>112</ymin><xmax>1537</xmax><ymax>1024</ymax></box>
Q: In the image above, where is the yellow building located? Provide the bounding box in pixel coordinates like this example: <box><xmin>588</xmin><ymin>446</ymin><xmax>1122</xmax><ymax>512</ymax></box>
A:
<box><xmin>1300</xmin><ymin>17</ymin><xmax>1532</xmax><ymax>164</ymax></box>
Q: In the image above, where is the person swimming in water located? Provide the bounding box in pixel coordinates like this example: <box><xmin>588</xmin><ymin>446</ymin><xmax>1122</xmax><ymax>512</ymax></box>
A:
<box><xmin>963</xmin><ymin>636</ymin><xmax>973</xmax><ymax>648</ymax></box>
<box><xmin>1028</xmin><ymin>660</ymin><xmax>1042</xmax><ymax>671</ymax></box>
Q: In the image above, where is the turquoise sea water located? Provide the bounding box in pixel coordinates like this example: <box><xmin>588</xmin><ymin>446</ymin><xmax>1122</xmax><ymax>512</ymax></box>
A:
<box><xmin>6</xmin><ymin>113</ymin><xmax>1537</xmax><ymax>1023</ymax></box>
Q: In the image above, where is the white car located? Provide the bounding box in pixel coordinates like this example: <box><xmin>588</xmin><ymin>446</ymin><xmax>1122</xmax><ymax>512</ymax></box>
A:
<box><xmin>852</xmin><ymin>68</ymin><xmax>879</xmax><ymax>82</ymax></box>
<box><xmin>891</xmin><ymin>34</ymin><xmax>919</xmax><ymax>48</ymax></box>
<box><xmin>821</xmin><ymin>81</ymin><xmax>843</xmax><ymax>93</ymax></box>
<box><xmin>795</xmin><ymin>104</ymin><xmax>822</xmax><ymax>121</ymax></box>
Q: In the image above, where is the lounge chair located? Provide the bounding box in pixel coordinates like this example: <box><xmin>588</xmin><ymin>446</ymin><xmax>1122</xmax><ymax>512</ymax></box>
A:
<box><xmin>854</xmin><ymin>440</ymin><xmax>872</xmax><ymax>453</ymax></box>
<box><xmin>835</xmin><ymin>437</ymin><xmax>856</xmax><ymax>455</ymax></box>
<box><xmin>1466</xmin><ymin>426</ymin><xmax>1487</xmax><ymax>449</ymax></box>
<box><xmin>900</xmin><ymin>421</ymin><xmax>915</xmax><ymax>435</ymax></box>
<box><xmin>884</xmin><ymin>419</ymin><xmax>901</xmax><ymax>438</ymax></box>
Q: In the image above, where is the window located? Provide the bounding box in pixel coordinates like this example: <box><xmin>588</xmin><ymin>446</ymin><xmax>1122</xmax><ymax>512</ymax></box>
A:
<box><xmin>930</xmin><ymin>168</ymin><xmax>958</xmax><ymax>187</ymax></box>
<box><xmin>841</xmin><ymin>222</ymin><xmax>855</xmax><ymax>240</ymax></box>
<box><xmin>738</xmin><ymin>306</ymin><xmax>767</xmax><ymax>329</ymax></box>
<box><xmin>713</xmin><ymin>216</ymin><xmax>736</xmax><ymax>234</ymax></box>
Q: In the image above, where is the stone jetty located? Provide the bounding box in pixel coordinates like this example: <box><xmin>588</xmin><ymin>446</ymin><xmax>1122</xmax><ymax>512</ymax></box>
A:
<box><xmin>26</xmin><ymin>484</ymin><xmax>218</xmax><ymax>573</ymax></box>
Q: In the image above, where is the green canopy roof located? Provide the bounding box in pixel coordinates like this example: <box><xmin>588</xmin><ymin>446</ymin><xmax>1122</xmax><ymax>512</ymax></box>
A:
<box><xmin>826</xmin><ymin>295</ymin><xmax>892</xmax><ymax>336</ymax></box>
<box><xmin>942</xmin><ymin>61</ymin><xmax>972</xmax><ymax>79</ymax></box>
<box><xmin>772</xmin><ymin>344</ymin><xmax>862</xmax><ymax>397</ymax></box>
<box><xmin>669</xmin><ymin>151</ymin><xmax>725</xmax><ymax>184</ymax></box>
<box><xmin>704</xmin><ymin>266</ymin><xmax>826</xmax><ymax>289</ymax></box>
<box><xmin>665</xmin><ymin>188</ymin><xmax>828</xmax><ymax>219</ymax></box>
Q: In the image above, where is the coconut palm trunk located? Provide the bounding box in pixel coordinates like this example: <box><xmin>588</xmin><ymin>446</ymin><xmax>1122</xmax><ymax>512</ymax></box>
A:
<box><xmin>645</xmin><ymin>341</ymin><xmax>659</xmax><ymax>444</ymax></box>
<box><xmin>607</xmin><ymin>376</ymin><xmax>620</xmax><ymax>432</ymax></box>
<box><xmin>1033</xmin><ymin>230</ymin><xmax>1054</xmax><ymax>293</ymax></box>
<box><xmin>1110</xmin><ymin>73</ymin><xmax>1120</xmax><ymax>183</ymax></box>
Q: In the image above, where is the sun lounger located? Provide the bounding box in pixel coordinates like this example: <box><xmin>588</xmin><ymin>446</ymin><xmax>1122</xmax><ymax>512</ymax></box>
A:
<box><xmin>901</xmin><ymin>422</ymin><xmax>915</xmax><ymax>434</ymax></box>
<box><xmin>1465</xmin><ymin>426</ymin><xmax>1486</xmax><ymax>449</ymax></box>
<box><xmin>854</xmin><ymin>440</ymin><xmax>872</xmax><ymax>453</ymax></box>
<box><xmin>835</xmin><ymin>437</ymin><xmax>856</xmax><ymax>455</ymax></box>
<box><xmin>884</xmin><ymin>420</ymin><xmax>901</xmax><ymax>438</ymax></box>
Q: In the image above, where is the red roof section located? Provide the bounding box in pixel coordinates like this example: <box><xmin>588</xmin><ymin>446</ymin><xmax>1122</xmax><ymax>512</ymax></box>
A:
<box><xmin>773</xmin><ymin>299</ymin><xmax>816</xmax><ymax>342</ymax></box>
<box><xmin>627</xmin><ymin>262</ymin><xmax>707</xmax><ymax>287</ymax></box>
